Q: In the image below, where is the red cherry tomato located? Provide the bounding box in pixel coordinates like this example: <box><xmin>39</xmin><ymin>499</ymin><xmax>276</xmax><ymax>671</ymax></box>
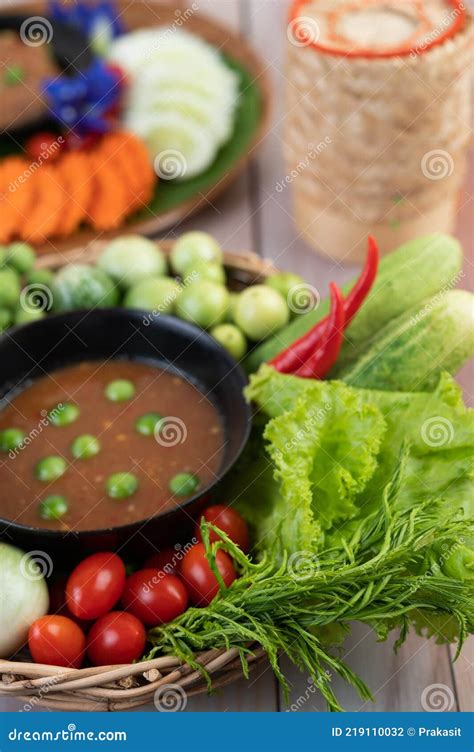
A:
<box><xmin>144</xmin><ymin>548</ymin><xmax>178</xmax><ymax>575</ymax></box>
<box><xmin>28</xmin><ymin>615</ymin><xmax>86</xmax><ymax>668</ymax></box>
<box><xmin>180</xmin><ymin>543</ymin><xmax>237</xmax><ymax>606</ymax></box>
<box><xmin>25</xmin><ymin>132</ymin><xmax>63</xmax><ymax>161</ymax></box>
<box><xmin>66</xmin><ymin>552</ymin><xmax>126</xmax><ymax>621</ymax></box>
<box><xmin>87</xmin><ymin>612</ymin><xmax>146</xmax><ymax>666</ymax></box>
<box><xmin>195</xmin><ymin>505</ymin><xmax>250</xmax><ymax>552</ymax></box>
<box><xmin>121</xmin><ymin>569</ymin><xmax>188</xmax><ymax>626</ymax></box>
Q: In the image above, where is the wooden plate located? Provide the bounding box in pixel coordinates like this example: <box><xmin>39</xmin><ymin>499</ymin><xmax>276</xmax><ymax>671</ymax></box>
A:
<box><xmin>1</xmin><ymin>1</ymin><xmax>272</xmax><ymax>254</ymax></box>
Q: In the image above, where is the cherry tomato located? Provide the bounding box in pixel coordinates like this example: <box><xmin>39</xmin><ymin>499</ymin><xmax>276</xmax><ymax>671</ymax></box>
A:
<box><xmin>180</xmin><ymin>543</ymin><xmax>237</xmax><ymax>606</ymax></box>
<box><xmin>66</xmin><ymin>552</ymin><xmax>126</xmax><ymax>621</ymax></box>
<box><xmin>25</xmin><ymin>132</ymin><xmax>63</xmax><ymax>161</ymax></box>
<box><xmin>121</xmin><ymin>569</ymin><xmax>188</xmax><ymax>626</ymax></box>
<box><xmin>87</xmin><ymin>612</ymin><xmax>146</xmax><ymax>666</ymax></box>
<box><xmin>144</xmin><ymin>548</ymin><xmax>178</xmax><ymax>575</ymax></box>
<box><xmin>195</xmin><ymin>505</ymin><xmax>250</xmax><ymax>552</ymax></box>
<box><xmin>28</xmin><ymin>615</ymin><xmax>86</xmax><ymax>668</ymax></box>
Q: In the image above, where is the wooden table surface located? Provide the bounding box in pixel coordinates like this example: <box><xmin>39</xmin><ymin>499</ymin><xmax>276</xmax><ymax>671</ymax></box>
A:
<box><xmin>1</xmin><ymin>0</ymin><xmax>472</xmax><ymax>714</ymax></box>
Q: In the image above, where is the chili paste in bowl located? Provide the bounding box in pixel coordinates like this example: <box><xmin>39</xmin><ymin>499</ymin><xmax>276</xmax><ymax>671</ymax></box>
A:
<box><xmin>0</xmin><ymin>310</ymin><xmax>250</xmax><ymax>559</ymax></box>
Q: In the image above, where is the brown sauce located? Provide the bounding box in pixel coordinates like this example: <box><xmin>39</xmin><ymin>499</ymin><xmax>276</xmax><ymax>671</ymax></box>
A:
<box><xmin>0</xmin><ymin>360</ymin><xmax>224</xmax><ymax>531</ymax></box>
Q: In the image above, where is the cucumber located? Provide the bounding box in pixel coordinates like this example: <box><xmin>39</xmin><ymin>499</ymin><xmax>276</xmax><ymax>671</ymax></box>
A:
<box><xmin>244</xmin><ymin>234</ymin><xmax>462</xmax><ymax>373</ymax></box>
<box><xmin>129</xmin><ymin>112</ymin><xmax>216</xmax><ymax>180</ymax></box>
<box><xmin>339</xmin><ymin>290</ymin><xmax>474</xmax><ymax>392</ymax></box>
<box><xmin>128</xmin><ymin>91</ymin><xmax>236</xmax><ymax>143</ymax></box>
<box><xmin>112</xmin><ymin>28</ymin><xmax>239</xmax><ymax>180</ymax></box>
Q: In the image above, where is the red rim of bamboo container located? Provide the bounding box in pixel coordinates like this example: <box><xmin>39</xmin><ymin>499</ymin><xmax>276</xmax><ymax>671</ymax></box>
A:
<box><xmin>289</xmin><ymin>0</ymin><xmax>467</xmax><ymax>58</ymax></box>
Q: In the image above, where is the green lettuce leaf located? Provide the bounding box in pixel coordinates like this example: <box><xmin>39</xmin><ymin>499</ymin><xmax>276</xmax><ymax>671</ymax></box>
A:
<box><xmin>241</xmin><ymin>366</ymin><xmax>474</xmax><ymax>578</ymax></box>
<box><xmin>265</xmin><ymin>386</ymin><xmax>385</xmax><ymax>533</ymax></box>
<box><xmin>227</xmin><ymin>371</ymin><xmax>386</xmax><ymax>556</ymax></box>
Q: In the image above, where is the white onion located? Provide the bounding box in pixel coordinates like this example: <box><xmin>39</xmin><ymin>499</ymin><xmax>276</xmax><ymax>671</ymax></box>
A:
<box><xmin>0</xmin><ymin>543</ymin><xmax>49</xmax><ymax>658</ymax></box>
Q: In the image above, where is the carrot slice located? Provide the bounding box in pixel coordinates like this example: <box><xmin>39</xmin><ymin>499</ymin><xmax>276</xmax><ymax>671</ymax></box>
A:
<box><xmin>22</xmin><ymin>166</ymin><xmax>65</xmax><ymax>243</ymax></box>
<box><xmin>0</xmin><ymin>157</ymin><xmax>35</xmax><ymax>242</ymax></box>
<box><xmin>86</xmin><ymin>151</ymin><xmax>129</xmax><ymax>231</ymax></box>
<box><xmin>55</xmin><ymin>151</ymin><xmax>94</xmax><ymax>237</ymax></box>
<box><xmin>97</xmin><ymin>131</ymin><xmax>156</xmax><ymax>213</ymax></box>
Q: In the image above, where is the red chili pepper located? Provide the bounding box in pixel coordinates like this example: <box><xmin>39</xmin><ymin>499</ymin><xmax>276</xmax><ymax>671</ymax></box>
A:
<box><xmin>344</xmin><ymin>235</ymin><xmax>379</xmax><ymax>324</ymax></box>
<box><xmin>269</xmin><ymin>236</ymin><xmax>379</xmax><ymax>374</ymax></box>
<box><xmin>294</xmin><ymin>283</ymin><xmax>344</xmax><ymax>379</ymax></box>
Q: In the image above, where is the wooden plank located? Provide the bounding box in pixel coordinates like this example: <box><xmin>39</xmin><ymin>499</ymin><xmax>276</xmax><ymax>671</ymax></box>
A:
<box><xmin>450</xmin><ymin>640</ymin><xmax>474</xmax><ymax>712</ymax></box>
<box><xmin>280</xmin><ymin>626</ymin><xmax>459</xmax><ymax>713</ymax></box>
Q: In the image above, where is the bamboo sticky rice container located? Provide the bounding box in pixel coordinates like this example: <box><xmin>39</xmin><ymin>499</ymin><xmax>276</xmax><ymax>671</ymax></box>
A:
<box><xmin>284</xmin><ymin>0</ymin><xmax>473</xmax><ymax>261</ymax></box>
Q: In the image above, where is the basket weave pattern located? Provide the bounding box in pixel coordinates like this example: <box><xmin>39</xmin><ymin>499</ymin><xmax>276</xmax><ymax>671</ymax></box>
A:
<box><xmin>284</xmin><ymin>8</ymin><xmax>473</xmax><ymax>258</ymax></box>
<box><xmin>0</xmin><ymin>647</ymin><xmax>266</xmax><ymax>711</ymax></box>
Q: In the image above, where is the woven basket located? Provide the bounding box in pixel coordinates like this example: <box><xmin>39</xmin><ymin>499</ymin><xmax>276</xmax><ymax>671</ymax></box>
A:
<box><xmin>0</xmin><ymin>647</ymin><xmax>267</xmax><ymax>711</ymax></box>
<box><xmin>0</xmin><ymin>243</ymin><xmax>277</xmax><ymax>711</ymax></box>
<box><xmin>284</xmin><ymin>0</ymin><xmax>473</xmax><ymax>261</ymax></box>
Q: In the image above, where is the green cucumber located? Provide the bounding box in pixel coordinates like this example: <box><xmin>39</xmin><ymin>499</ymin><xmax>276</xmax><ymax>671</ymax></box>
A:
<box><xmin>339</xmin><ymin>289</ymin><xmax>474</xmax><ymax>392</ymax></box>
<box><xmin>244</xmin><ymin>234</ymin><xmax>462</xmax><ymax>373</ymax></box>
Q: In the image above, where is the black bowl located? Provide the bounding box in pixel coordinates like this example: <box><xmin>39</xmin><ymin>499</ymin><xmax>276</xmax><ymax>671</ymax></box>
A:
<box><xmin>0</xmin><ymin>310</ymin><xmax>251</xmax><ymax>562</ymax></box>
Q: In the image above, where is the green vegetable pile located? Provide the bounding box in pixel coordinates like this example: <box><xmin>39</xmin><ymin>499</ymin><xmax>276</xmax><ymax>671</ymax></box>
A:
<box><xmin>0</xmin><ymin>232</ymin><xmax>310</xmax><ymax>362</ymax></box>
<box><xmin>0</xmin><ymin>242</ymin><xmax>48</xmax><ymax>330</ymax></box>
<box><xmin>146</xmin><ymin>232</ymin><xmax>474</xmax><ymax>710</ymax></box>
